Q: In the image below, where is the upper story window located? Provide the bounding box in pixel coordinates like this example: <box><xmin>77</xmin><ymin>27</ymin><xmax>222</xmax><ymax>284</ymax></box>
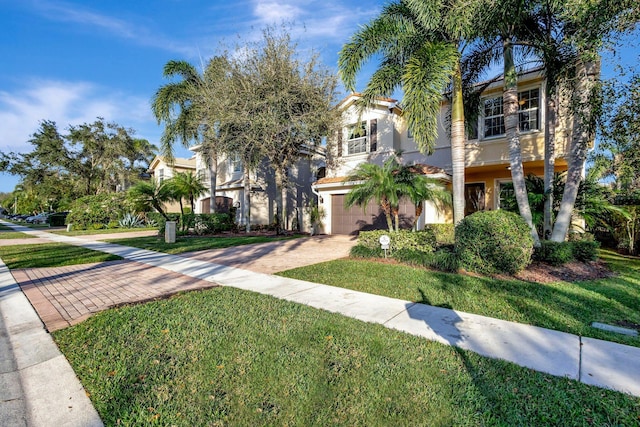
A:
<box><xmin>518</xmin><ymin>88</ymin><xmax>540</xmax><ymax>131</ymax></box>
<box><xmin>229</xmin><ymin>153</ymin><xmax>242</xmax><ymax>173</ymax></box>
<box><xmin>347</xmin><ymin>121</ymin><xmax>368</xmax><ymax>155</ymax></box>
<box><xmin>158</xmin><ymin>168</ymin><xmax>165</xmax><ymax>183</ymax></box>
<box><xmin>481</xmin><ymin>87</ymin><xmax>541</xmax><ymax>139</ymax></box>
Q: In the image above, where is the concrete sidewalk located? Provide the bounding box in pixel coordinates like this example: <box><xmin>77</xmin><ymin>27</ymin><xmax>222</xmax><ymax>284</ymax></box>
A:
<box><xmin>1</xmin><ymin>221</ymin><xmax>639</xmax><ymax>425</ymax></box>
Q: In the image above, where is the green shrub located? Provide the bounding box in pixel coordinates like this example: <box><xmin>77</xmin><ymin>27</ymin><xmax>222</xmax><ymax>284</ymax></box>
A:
<box><xmin>91</xmin><ymin>223</ymin><xmax>105</xmax><ymax>230</ymax></box>
<box><xmin>455</xmin><ymin>210</ymin><xmax>533</xmax><ymax>275</ymax></box>
<box><xmin>429</xmin><ymin>245</ymin><xmax>459</xmax><ymax>272</ymax></box>
<box><xmin>533</xmin><ymin>241</ymin><xmax>574</xmax><ymax>266</ymax></box>
<box><xmin>358</xmin><ymin>229</ymin><xmax>437</xmax><ymax>253</ymax></box>
<box><xmin>424</xmin><ymin>223</ymin><xmax>455</xmax><ymax>245</ymax></box>
<box><xmin>350</xmin><ymin>245</ymin><xmax>384</xmax><ymax>258</ymax></box>
<box><xmin>571</xmin><ymin>240</ymin><xmax>600</xmax><ymax>262</ymax></box>
<box><xmin>66</xmin><ymin>194</ymin><xmax>135</xmax><ymax>230</ymax></box>
<box><xmin>48</xmin><ymin>212</ymin><xmax>68</xmax><ymax>226</ymax></box>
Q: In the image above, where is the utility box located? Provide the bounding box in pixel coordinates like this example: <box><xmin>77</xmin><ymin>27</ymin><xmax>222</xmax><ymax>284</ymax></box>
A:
<box><xmin>165</xmin><ymin>221</ymin><xmax>176</xmax><ymax>243</ymax></box>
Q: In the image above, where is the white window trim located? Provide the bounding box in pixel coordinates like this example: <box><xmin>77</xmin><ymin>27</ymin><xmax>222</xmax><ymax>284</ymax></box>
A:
<box><xmin>345</xmin><ymin>121</ymin><xmax>369</xmax><ymax>156</ymax></box>
<box><xmin>479</xmin><ymin>85</ymin><xmax>543</xmax><ymax>141</ymax></box>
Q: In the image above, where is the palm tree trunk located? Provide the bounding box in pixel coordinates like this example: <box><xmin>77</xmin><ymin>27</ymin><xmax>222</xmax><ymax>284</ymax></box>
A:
<box><xmin>208</xmin><ymin>151</ymin><xmax>217</xmax><ymax>214</ymax></box>
<box><xmin>381</xmin><ymin>198</ymin><xmax>394</xmax><ymax>232</ymax></box>
<box><xmin>504</xmin><ymin>37</ymin><xmax>540</xmax><ymax>246</ymax></box>
<box><xmin>243</xmin><ymin>164</ymin><xmax>251</xmax><ymax>233</ymax></box>
<box><xmin>543</xmin><ymin>93</ymin><xmax>557</xmax><ymax>240</ymax></box>
<box><xmin>451</xmin><ymin>58</ymin><xmax>466</xmax><ymax>226</ymax></box>
<box><xmin>551</xmin><ymin>56</ymin><xmax>600</xmax><ymax>242</ymax></box>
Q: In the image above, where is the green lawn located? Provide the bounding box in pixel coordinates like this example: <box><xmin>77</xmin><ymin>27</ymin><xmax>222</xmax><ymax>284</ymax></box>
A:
<box><xmin>0</xmin><ymin>230</ymin><xmax>35</xmax><ymax>239</ymax></box>
<box><xmin>49</xmin><ymin>227</ymin><xmax>158</xmax><ymax>236</ymax></box>
<box><xmin>278</xmin><ymin>250</ymin><xmax>640</xmax><ymax>347</ymax></box>
<box><xmin>105</xmin><ymin>234</ymin><xmax>302</xmax><ymax>254</ymax></box>
<box><xmin>53</xmin><ymin>287</ymin><xmax>640</xmax><ymax>426</ymax></box>
<box><xmin>0</xmin><ymin>243</ymin><xmax>122</xmax><ymax>268</ymax></box>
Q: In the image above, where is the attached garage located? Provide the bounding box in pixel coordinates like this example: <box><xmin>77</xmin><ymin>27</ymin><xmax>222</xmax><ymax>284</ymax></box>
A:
<box><xmin>330</xmin><ymin>194</ymin><xmax>415</xmax><ymax>235</ymax></box>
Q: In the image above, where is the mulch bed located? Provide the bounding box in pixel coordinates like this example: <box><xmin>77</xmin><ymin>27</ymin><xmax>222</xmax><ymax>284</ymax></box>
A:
<box><xmin>514</xmin><ymin>260</ymin><xmax>615</xmax><ymax>284</ymax></box>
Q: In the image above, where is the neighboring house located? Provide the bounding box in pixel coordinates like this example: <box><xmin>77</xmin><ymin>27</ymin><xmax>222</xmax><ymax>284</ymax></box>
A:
<box><xmin>148</xmin><ymin>156</ymin><xmax>197</xmax><ymax>213</ymax></box>
<box><xmin>190</xmin><ymin>145</ymin><xmax>326</xmax><ymax>233</ymax></box>
<box><xmin>314</xmin><ymin>69</ymin><xmax>573</xmax><ymax>235</ymax></box>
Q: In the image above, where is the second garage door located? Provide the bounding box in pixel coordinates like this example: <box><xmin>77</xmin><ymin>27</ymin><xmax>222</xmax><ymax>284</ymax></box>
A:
<box><xmin>331</xmin><ymin>194</ymin><xmax>415</xmax><ymax>235</ymax></box>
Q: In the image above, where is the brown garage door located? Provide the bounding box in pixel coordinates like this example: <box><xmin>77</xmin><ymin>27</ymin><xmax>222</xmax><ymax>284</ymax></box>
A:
<box><xmin>331</xmin><ymin>194</ymin><xmax>415</xmax><ymax>235</ymax></box>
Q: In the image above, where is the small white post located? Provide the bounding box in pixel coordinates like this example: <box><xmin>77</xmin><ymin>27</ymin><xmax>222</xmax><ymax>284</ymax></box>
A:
<box><xmin>165</xmin><ymin>221</ymin><xmax>176</xmax><ymax>243</ymax></box>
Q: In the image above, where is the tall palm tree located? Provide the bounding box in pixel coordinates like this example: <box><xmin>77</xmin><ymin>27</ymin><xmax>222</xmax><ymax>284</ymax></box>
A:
<box><xmin>151</xmin><ymin>59</ymin><xmax>220</xmax><ymax>213</ymax></box>
<box><xmin>339</xmin><ymin>0</ymin><xmax>481</xmax><ymax>226</ymax></box>
<box><xmin>472</xmin><ymin>0</ymin><xmax>541</xmax><ymax>246</ymax></box>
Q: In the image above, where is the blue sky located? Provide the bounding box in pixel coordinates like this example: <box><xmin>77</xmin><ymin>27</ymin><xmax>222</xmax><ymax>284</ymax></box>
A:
<box><xmin>0</xmin><ymin>0</ymin><xmax>382</xmax><ymax>193</ymax></box>
<box><xmin>0</xmin><ymin>1</ymin><xmax>638</xmax><ymax>194</ymax></box>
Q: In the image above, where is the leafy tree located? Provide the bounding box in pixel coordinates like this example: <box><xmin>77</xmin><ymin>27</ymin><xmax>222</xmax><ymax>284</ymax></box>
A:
<box><xmin>548</xmin><ymin>0</ymin><xmax>638</xmax><ymax>241</ymax></box>
<box><xmin>594</xmin><ymin>73</ymin><xmax>640</xmax><ymax>191</ymax></box>
<box><xmin>244</xmin><ymin>28</ymin><xmax>339</xmax><ymax>233</ymax></box>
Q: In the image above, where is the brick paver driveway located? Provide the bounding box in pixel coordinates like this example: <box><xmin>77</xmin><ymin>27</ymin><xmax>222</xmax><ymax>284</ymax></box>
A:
<box><xmin>9</xmin><ymin>234</ymin><xmax>357</xmax><ymax>331</ymax></box>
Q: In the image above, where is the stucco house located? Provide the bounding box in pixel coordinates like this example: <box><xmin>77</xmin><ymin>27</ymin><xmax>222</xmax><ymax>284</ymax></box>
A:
<box><xmin>190</xmin><ymin>145</ymin><xmax>326</xmax><ymax>233</ymax></box>
<box><xmin>148</xmin><ymin>156</ymin><xmax>197</xmax><ymax>213</ymax></box>
<box><xmin>314</xmin><ymin>69</ymin><xmax>573</xmax><ymax>235</ymax></box>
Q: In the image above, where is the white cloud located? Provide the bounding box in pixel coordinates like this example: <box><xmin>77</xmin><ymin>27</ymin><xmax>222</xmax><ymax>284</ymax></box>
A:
<box><xmin>251</xmin><ymin>0</ymin><xmax>379</xmax><ymax>43</ymax></box>
<box><xmin>254</xmin><ymin>1</ymin><xmax>303</xmax><ymax>22</ymax></box>
<box><xmin>30</xmin><ymin>0</ymin><xmax>198</xmax><ymax>57</ymax></box>
<box><xmin>0</xmin><ymin>79</ymin><xmax>160</xmax><ymax>155</ymax></box>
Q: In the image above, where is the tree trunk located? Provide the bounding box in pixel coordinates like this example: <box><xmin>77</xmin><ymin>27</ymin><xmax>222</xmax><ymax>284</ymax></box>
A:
<box><xmin>243</xmin><ymin>164</ymin><xmax>251</xmax><ymax>233</ymax></box>
<box><xmin>543</xmin><ymin>94</ymin><xmax>557</xmax><ymax>240</ymax></box>
<box><xmin>451</xmin><ymin>58</ymin><xmax>466</xmax><ymax>226</ymax></box>
<box><xmin>551</xmin><ymin>56</ymin><xmax>600</xmax><ymax>242</ymax></box>
<box><xmin>381</xmin><ymin>198</ymin><xmax>394</xmax><ymax>232</ymax></box>
<box><xmin>504</xmin><ymin>37</ymin><xmax>540</xmax><ymax>246</ymax></box>
<box><xmin>208</xmin><ymin>151</ymin><xmax>217</xmax><ymax>214</ymax></box>
<box><xmin>274</xmin><ymin>167</ymin><xmax>287</xmax><ymax>234</ymax></box>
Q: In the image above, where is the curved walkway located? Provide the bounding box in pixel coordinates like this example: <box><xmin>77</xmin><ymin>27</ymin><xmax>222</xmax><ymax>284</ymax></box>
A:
<box><xmin>1</xmin><ymin>221</ymin><xmax>639</xmax><ymax>426</ymax></box>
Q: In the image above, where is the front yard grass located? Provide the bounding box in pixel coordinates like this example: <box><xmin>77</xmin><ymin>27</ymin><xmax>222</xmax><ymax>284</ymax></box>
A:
<box><xmin>278</xmin><ymin>250</ymin><xmax>640</xmax><ymax>347</ymax></box>
<box><xmin>50</xmin><ymin>227</ymin><xmax>157</xmax><ymax>236</ymax></box>
<box><xmin>0</xmin><ymin>243</ymin><xmax>122</xmax><ymax>268</ymax></box>
<box><xmin>105</xmin><ymin>234</ymin><xmax>302</xmax><ymax>255</ymax></box>
<box><xmin>53</xmin><ymin>287</ymin><xmax>640</xmax><ymax>426</ymax></box>
<box><xmin>0</xmin><ymin>231</ymin><xmax>35</xmax><ymax>239</ymax></box>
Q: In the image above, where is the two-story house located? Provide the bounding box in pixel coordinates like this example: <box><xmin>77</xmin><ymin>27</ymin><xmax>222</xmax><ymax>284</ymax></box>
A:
<box><xmin>190</xmin><ymin>144</ymin><xmax>326</xmax><ymax>233</ymax></box>
<box><xmin>314</xmin><ymin>69</ymin><xmax>573</xmax><ymax>235</ymax></box>
<box><xmin>148</xmin><ymin>155</ymin><xmax>197</xmax><ymax>213</ymax></box>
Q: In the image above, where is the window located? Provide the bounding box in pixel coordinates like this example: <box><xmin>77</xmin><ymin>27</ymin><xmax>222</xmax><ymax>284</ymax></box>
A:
<box><xmin>482</xmin><ymin>88</ymin><xmax>540</xmax><ymax>138</ymax></box>
<box><xmin>518</xmin><ymin>88</ymin><xmax>540</xmax><ymax>131</ymax></box>
<box><xmin>229</xmin><ymin>153</ymin><xmax>242</xmax><ymax>173</ymax></box>
<box><xmin>483</xmin><ymin>97</ymin><xmax>505</xmax><ymax>138</ymax></box>
<box><xmin>347</xmin><ymin>121</ymin><xmax>368</xmax><ymax>155</ymax></box>
<box><xmin>158</xmin><ymin>168</ymin><xmax>164</xmax><ymax>183</ymax></box>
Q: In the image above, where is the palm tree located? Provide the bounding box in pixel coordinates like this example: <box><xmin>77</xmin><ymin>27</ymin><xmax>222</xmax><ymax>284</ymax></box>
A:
<box><xmin>167</xmin><ymin>171</ymin><xmax>207</xmax><ymax>214</ymax></box>
<box><xmin>128</xmin><ymin>180</ymin><xmax>172</xmax><ymax>221</ymax></box>
<box><xmin>397</xmin><ymin>165</ymin><xmax>452</xmax><ymax>230</ymax></box>
<box><xmin>345</xmin><ymin>158</ymin><xmax>407</xmax><ymax>232</ymax></box>
<box><xmin>471</xmin><ymin>0</ymin><xmax>541</xmax><ymax>246</ymax></box>
<box><xmin>151</xmin><ymin>59</ymin><xmax>222</xmax><ymax>214</ymax></box>
<box><xmin>339</xmin><ymin>0</ymin><xmax>481</xmax><ymax>226</ymax></box>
